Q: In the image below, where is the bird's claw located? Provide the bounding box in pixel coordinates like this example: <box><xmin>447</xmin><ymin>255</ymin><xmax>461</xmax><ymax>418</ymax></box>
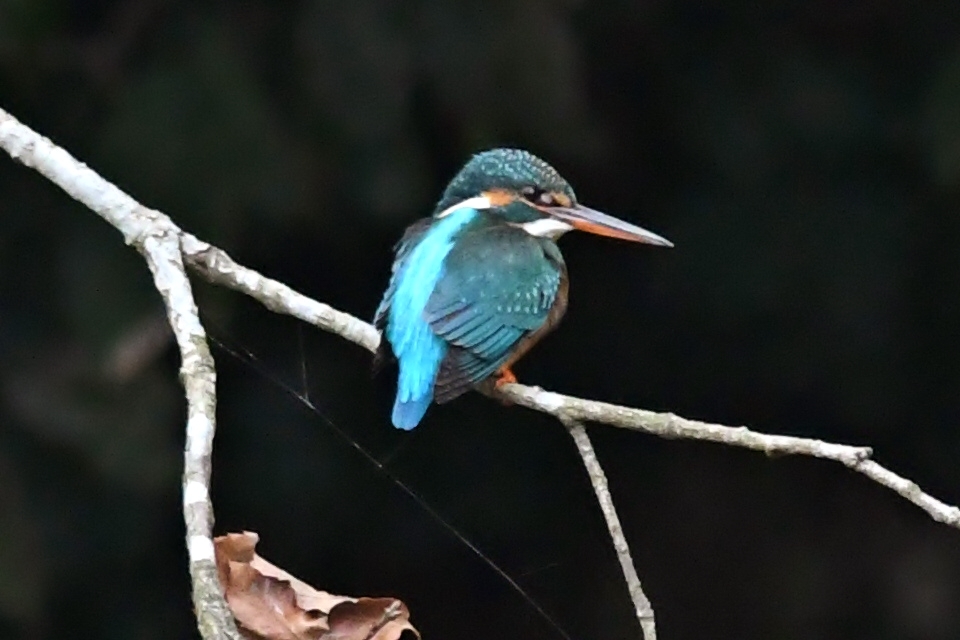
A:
<box><xmin>494</xmin><ymin>367</ymin><xmax>517</xmax><ymax>388</ymax></box>
<box><xmin>490</xmin><ymin>367</ymin><xmax>518</xmax><ymax>406</ymax></box>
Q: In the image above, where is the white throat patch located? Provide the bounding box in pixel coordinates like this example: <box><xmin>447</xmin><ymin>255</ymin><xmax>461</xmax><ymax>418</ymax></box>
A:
<box><xmin>518</xmin><ymin>218</ymin><xmax>574</xmax><ymax>239</ymax></box>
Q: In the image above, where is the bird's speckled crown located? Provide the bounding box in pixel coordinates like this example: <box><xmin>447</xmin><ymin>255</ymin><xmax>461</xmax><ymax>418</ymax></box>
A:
<box><xmin>435</xmin><ymin>148</ymin><xmax>576</xmax><ymax>213</ymax></box>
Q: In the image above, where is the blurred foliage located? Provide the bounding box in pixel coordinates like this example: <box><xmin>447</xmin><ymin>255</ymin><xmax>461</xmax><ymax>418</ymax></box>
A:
<box><xmin>2</xmin><ymin>1</ymin><xmax>960</xmax><ymax>639</ymax></box>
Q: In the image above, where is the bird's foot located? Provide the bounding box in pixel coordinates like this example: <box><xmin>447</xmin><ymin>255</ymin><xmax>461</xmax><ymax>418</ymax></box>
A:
<box><xmin>491</xmin><ymin>367</ymin><xmax>518</xmax><ymax>405</ymax></box>
<box><xmin>476</xmin><ymin>368</ymin><xmax>519</xmax><ymax>405</ymax></box>
<box><xmin>494</xmin><ymin>367</ymin><xmax>517</xmax><ymax>388</ymax></box>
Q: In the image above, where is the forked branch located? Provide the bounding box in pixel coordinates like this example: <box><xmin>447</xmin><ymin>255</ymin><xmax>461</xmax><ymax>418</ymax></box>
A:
<box><xmin>3</xmin><ymin>105</ymin><xmax>958</xmax><ymax>640</ymax></box>
<box><xmin>0</xmin><ymin>108</ymin><xmax>241</xmax><ymax>640</ymax></box>
<box><xmin>182</xmin><ymin>229</ymin><xmax>960</xmax><ymax>530</ymax></box>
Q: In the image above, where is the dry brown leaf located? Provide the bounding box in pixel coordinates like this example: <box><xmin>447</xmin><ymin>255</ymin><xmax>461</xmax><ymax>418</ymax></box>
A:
<box><xmin>213</xmin><ymin>532</ymin><xmax>418</xmax><ymax>640</ymax></box>
<box><xmin>326</xmin><ymin>598</ymin><xmax>416</xmax><ymax>640</ymax></box>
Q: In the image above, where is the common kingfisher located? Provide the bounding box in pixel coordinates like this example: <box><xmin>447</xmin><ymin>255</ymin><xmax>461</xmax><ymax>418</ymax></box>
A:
<box><xmin>375</xmin><ymin>148</ymin><xmax>672</xmax><ymax>430</ymax></box>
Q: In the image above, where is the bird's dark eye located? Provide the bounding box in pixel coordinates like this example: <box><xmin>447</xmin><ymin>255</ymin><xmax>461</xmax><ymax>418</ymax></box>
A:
<box><xmin>522</xmin><ymin>186</ymin><xmax>556</xmax><ymax>206</ymax></box>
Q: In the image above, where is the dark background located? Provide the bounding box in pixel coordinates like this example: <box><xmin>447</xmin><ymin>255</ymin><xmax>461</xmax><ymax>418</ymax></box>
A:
<box><xmin>2</xmin><ymin>1</ymin><xmax>960</xmax><ymax>639</ymax></box>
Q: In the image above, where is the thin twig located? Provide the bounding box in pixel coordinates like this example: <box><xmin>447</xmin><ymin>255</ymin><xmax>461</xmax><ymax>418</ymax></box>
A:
<box><xmin>0</xmin><ymin>107</ymin><xmax>241</xmax><ymax>640</ymax></box>
<box><xmin>182</xmin><ymin>233</ymin><xmax>381</xmax><ymax>352</ymax></box>
<box><xmin>563</xmin><ymin>417</ymin><xmax>656</xmax><ymax>640</ymax></box>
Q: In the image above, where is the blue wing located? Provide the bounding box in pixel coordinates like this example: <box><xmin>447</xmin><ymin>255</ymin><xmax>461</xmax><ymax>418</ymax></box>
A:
<box><xmin>373</xmin><ymin>217</ymin><xmax>431</xmax><ymax>370</ymax></box>
<box><xmin>423</xmin><ymin>224</ymin><xmax>564</xmax><ymax>403</ymax></box>
<box><xmin>374</xmin><ymin>206</ymin><xmax>480</xmax><ymax>429</ymax></box>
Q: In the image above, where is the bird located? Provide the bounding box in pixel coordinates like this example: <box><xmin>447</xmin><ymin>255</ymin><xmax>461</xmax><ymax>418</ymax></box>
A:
<box><xmin>374</xmin><ymin>148</ymin><xmax>672</xmax><ymax>430</ymax></box>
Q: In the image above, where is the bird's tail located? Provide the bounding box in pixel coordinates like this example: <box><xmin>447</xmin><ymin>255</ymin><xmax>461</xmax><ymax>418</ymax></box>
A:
<box><xmin>391</xmin><ymin>392</ymin><xmax>433</xmax><ymax>430</ymax></box>
<box><xmin>389</xmin><ymin>324</ymin><xmax>446</xmax><ymax>429</ymax></box>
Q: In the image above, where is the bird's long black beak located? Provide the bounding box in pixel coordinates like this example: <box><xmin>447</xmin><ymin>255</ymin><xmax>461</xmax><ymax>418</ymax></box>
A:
<box><xmin>548</xmin><ymin>204</ymin><xmax>674</xmax><ymax>247</ymax></box>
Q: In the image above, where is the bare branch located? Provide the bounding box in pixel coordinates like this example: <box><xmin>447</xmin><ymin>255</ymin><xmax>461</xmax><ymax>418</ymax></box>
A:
<box><xmin>0</xmin><ymin>107</ymin><xmax>241</xmax><ymax>640</ymax></box>
<box><xmin>564</xmin><ymin>417</ymin><xmax>656</xmax><ymax>640</ymax></box>
<box><xmin>181</xmin><ymin>234</ymin><xmax>380</xmax><ymax>352</ymax></box>
<box><xmin>178</xmin><ymin>226</ymin><xmax>960</xmax><ymax>530</ymax></box>
<box><xmin>4</xmin><ymin>101</ymin><xmax>960</xmax><ymax>640</ymax></box>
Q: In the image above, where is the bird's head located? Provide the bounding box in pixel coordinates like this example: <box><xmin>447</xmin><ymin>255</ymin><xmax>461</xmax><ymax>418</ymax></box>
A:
<box><xmin>434</xmin><ymin>148</ymin><xmax>673</xmax><ymax>246</ymax></box>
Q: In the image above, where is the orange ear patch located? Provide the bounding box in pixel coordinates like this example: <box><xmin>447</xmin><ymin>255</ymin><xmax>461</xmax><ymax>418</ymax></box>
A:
<box><xmin>482</xmin><ymin>189</ymin><xmax>517</xmax><ymax>207</ymax></box>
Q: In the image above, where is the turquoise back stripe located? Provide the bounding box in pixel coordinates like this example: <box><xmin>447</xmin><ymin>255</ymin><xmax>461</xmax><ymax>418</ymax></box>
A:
<box><xmin>386</xmin><ymin>205</ymin><xmax>478</xmax><ymax>424</ymax></box>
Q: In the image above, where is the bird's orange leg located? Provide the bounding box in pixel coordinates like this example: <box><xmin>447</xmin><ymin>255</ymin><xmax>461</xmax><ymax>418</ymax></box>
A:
<box><xmin>494</xmin><ymin>366</ymin><xmax>517</xmax><ymax>388</ymax></box>
<box><xmin>489</xmin><ymin>366</ymin><xmax>518</xmax><ymax>405</ymax></box>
